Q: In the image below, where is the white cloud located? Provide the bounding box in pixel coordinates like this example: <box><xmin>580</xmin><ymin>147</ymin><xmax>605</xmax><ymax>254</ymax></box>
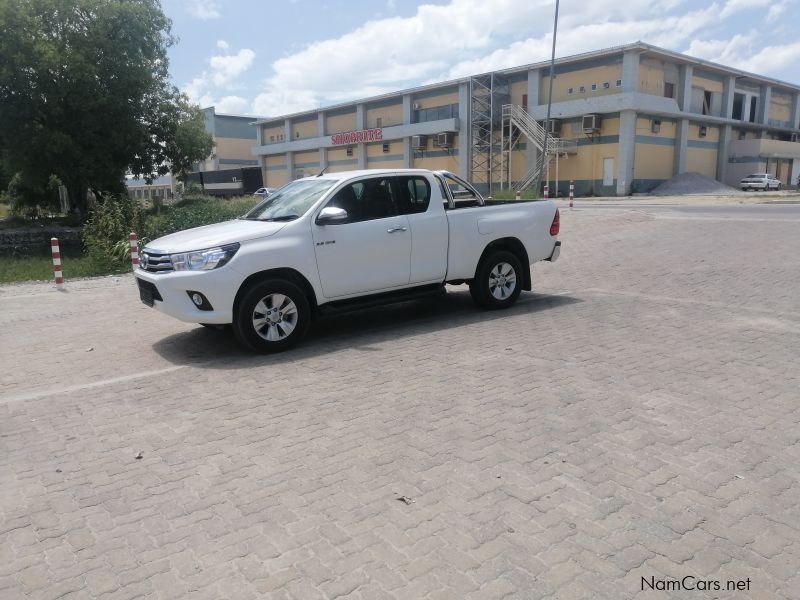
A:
<box><xmin>719</xmin><ymin>0</ymin><xmax>771</xmax><ymax>18</ymax></box>
<box><xmin>182</xmin><ymin>45</ymin><xmax>256</xmax><ymax>113</ymax></box>
<box><xmin>209</xmin><ymin>49</ymin><xmax>256</xmax><ymax>87</ymax></box>
<box><xmin>246</xmin><ymin>0</ymin><xmax>798</xmax><ymax>117</ymax></box>
<box><xmin>186</xmin><ymin>0</ymin><xmax>220</xmax><ymax>20</ymax></box>
<box><xmin>685</xmin><ymin>35</ymin><xmax>800</xmax><ymax>77</ymax></box>
<box><xmin>215</xmin><ymin>96</ymin><xmax>250</xmax><ymax>114</ymax></box>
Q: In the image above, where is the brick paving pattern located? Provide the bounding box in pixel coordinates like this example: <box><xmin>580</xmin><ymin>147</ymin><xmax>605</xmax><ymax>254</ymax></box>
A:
<box><xmin>1</xmin><ymin>204</ymin><xmax>798</xmax><ymax>599</ymax></box>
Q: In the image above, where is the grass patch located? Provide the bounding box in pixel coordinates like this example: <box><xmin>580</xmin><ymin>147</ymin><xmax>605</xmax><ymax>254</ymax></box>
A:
<box><xmin>0</xmin><ymin>203</ymin><xmax>10</xmax><ymax>218</ymax></box>
<box><xmin>0</xmin><ymin>248</ymin><xmax>125</xmax><ymax>284</ymax></box>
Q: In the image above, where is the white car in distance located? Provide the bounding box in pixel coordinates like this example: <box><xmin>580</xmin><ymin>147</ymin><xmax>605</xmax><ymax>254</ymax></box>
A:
<box><xmin>740</xmin><ymin>173</ymin><xmax>781</xmax><ymax>191</ymax></box>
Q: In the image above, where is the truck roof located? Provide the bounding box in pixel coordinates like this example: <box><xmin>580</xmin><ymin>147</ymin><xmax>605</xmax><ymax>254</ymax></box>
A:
<box><xmin>313</xmin><ymin>168</ymin><xmax>438</xmax><ymax>181</ymax></box>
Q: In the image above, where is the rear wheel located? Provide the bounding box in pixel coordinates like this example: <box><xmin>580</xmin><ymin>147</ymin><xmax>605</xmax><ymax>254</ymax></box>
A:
<box><xmin>469</xmin><ymin>250</ymin><xmax>523</xmax><ymax>309</ymax></box>
<box><xmin>233</xmin><ymin>279</ymin><xmax>310</xmax><ymax>353</ymax></box>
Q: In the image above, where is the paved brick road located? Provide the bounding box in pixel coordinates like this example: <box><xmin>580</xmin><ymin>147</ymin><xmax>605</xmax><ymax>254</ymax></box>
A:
<box><xmin>1</xmin><ymin>204</ymin><xmax>799</xmax><ymax>599</ymax></box>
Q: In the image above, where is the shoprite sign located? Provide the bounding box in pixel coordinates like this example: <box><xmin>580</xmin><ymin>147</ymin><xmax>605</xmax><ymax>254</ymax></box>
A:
<box><xmin>331</xmin><ymin>128</ymin><xmax>383</xmax><ymax>145</ymax></box>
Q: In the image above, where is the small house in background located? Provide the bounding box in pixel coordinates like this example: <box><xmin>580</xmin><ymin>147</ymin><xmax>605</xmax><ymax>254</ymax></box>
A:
<box><xmin>125</xmin><ymin>174</ymin><xmax>175</xmax><ymax>204</ymax></box>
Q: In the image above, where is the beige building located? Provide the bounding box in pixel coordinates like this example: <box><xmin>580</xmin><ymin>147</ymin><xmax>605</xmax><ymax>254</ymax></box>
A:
<box><xmin>252</xmin><ymin>42</ymin><xmax>800</xmax><ymax>196</ymax></box>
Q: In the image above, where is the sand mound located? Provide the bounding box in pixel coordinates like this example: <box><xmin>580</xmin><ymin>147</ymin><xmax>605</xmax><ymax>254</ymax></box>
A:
<box><xmin>650</xmin><ymin>172</ymin><xmax>740</xmax><ymax>196</ymax></box>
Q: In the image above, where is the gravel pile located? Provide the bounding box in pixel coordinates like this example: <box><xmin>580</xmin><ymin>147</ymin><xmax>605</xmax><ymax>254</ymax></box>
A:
<box><xmin>649</xmin><ymin>172</ymin><xmax>741</xmax><ymax>196</ymax></box>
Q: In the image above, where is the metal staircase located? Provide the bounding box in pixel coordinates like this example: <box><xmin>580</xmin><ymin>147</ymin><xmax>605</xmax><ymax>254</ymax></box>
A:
<box><xmin>501</xmin><ymin>104</ymin><xmax>577</xmax><ymax>192</ymax></box>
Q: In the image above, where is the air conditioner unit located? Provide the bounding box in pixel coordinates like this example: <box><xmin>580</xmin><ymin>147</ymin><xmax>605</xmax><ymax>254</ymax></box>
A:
<box><xmin>543</xmin><ymin>119</ymin><xmax>561</xmax><ymax>135</ymax></box>
<box><xmin>411</xmin><ymin>135</ymin><xmax>427</xmax><ymax>150</ymax></box>
<box><xmin>582</xmin><ymin>114</ymin><xmax>602</xmax><ymax>133</ymax></box>
<box><xmin>412</xmin><ymin>102</ymin><xmax>422</xmax><ymax>110</ymax></box>
<box><xmin>435</xmin><ymin>132</ymin><xmax>455</xmax><ymax>148</ymax></box>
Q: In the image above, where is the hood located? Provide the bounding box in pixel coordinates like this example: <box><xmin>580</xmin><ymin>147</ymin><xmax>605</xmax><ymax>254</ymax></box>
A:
<box><xmin>144</xmin><ymin>219</ymin><xmax>288</xmax><ymax>253</ymax></box>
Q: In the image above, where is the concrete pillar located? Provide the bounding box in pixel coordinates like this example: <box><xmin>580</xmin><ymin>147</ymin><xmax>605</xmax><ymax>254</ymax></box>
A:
<box><xmin>458</xmin><ymin>82</ymin><xmax>470</xmax><ymax>180</ymax></box>
<box><xmin>260</xmin><ymin>157</ymin><xmax>268</xmax><ymax>188</ymax></box>
<box><xmin>674</xmin><ymin>119</ymin><xmax>689</xmax><ymax>175</ymax></box>
<box><xmin>318</xmin><ymin>112</ymin><xmax>326</xmax><ymax>137</ymax></box>
<box><xmin>621</xmin><ymin>51</ymin><xmax>640</xmax><ymax>93</ymax></box>
<box><xmin>758</xmin><ymin>85</ymin><xmax>771</xmax><ymax>125</ymax></box>
<box><xmin>286</xmin><ymin>151</ymin><xmax>294</xmax><ymax>181</ymax></box>
<box><xmin>792</xmin><ymin>93</ymin><xmax>800</xmax><ymax>129</ymax></box>
<box><xmin>356</xmin><ymin>104</ymin><xmax>366</xmax><ymax>169</ymax></box>
<box><xmin>284</xmin><ymin>119</ymin><xmax>292</xmax><ymax>142</ymax></box>
<box><xmin>677</xmin><ymin>65</ymin><xmax>693</xmax><ymax>112</ymax></box>
<box><xmin>319</xmin><ymin>147</ymin><xmax>328</xmax><ymax>173</ymax></box>
<box><xmin>716</xmin><ymin>124</ymin><xmax>732</xmax><ymax>184</ymax></box>
<box><xmin>722</xmin><ymin>76</ymin><xmax>736</xmax><ymax>119</ymax></box>
<box><xmin>402</xmin><ymin>94</ymin><xmax>413</xmax><ymax>125</ymax></box>
<box><xmin>526</xmin><ymin>68</ymin><xmax>542</xmax><ymax>176</ymax></box>
<box><xmin>616</xmin><ymin>110</ymin><xmax>636</xmax><ymax>195</ymax></box>
<box><xmin>256</xmin><ymin>124</ymin><xmax>263</xmax><ymax>146</ymax></box>
<box><xmin>402</xmin><ymin>136</ymin><xmax>412</xmax><ymax>168</ymax></box>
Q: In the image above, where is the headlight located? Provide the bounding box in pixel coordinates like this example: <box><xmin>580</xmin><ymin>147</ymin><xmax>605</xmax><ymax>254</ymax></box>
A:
<box><xmin>170</xmin><ymin>243</ymin><xmax>240</xmax><ymax>271</ymax></box>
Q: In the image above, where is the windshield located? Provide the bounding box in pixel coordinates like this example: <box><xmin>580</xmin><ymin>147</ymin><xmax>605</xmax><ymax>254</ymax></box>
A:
<box><xmin>242</xmin><ymin>179</ymin><xmax>336</xmax><ymax>221</ymax></box>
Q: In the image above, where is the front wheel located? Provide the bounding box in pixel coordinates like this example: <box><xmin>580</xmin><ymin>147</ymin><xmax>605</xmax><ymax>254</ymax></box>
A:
<box><xmin>469</xmin><ymin>250</ymin><xmax>523</xmax><ymax>309</ymax></box>
<box><xmin>233</xmin><ymin>279</ymin><xmax>310</xmax><ymax>353</ymax></box>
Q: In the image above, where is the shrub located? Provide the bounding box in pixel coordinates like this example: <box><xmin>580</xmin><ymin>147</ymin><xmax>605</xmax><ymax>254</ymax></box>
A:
<box><xmin>82</xmin><ymin>195</ymin><xmax>145</xmax><ymax>269</ymax></box>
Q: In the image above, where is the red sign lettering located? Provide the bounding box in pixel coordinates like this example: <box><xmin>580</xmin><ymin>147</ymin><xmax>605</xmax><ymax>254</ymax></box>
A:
<box><xmin>331</xmin><ymin>128</ymin><xmax>383</xmax><ymax>145</ymax></box>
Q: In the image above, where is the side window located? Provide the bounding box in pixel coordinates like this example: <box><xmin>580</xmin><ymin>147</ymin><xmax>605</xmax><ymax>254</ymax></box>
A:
<box><xmin>396</xmin><ymin>176</ymin><xmax>431</xmax><ymax>215</ymax></box>
<box><xmin>326</xmin><ymin>177</ymin><xmax>397</xmax><ymax>223</ymax></box>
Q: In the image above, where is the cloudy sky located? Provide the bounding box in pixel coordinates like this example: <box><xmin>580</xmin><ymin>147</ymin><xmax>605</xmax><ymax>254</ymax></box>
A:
<box><xmin>162</xmin><ymin>0</ymin><xmax>800</xmax><ymax>118</ymax></box>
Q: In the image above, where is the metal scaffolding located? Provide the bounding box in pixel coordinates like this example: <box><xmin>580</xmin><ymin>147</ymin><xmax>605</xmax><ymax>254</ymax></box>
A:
<box><xmin>469</xmin><ymin>74</ymin><xmax>508</xmax><ymax>193</ymax></box>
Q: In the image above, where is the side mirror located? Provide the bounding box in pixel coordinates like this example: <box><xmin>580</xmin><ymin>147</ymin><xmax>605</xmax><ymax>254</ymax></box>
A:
<box><xmin>317</xmin><ymin>206</ymin><xmax>348</xmax><ymax>225</ymax></box>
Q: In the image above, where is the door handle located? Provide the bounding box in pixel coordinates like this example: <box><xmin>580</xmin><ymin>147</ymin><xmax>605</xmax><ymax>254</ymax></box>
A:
<box><xmin>387</xmin><ymin>227</ymin><xmax>407</xmax><ymax>233</ymax></box>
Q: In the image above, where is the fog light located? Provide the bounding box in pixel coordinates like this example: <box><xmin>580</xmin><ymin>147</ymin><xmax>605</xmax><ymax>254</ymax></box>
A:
<box><xmin>186</xmin><ymin>291</ymin><xmax>213</xmax><ymax>311</ymax></box>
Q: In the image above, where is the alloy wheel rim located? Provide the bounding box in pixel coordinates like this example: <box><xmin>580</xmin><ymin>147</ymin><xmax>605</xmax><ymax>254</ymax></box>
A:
<box><xmin>488</xmin><ymin>262</ymin><xmax>517</xmax><ymax>300</ymax></box>
<box><xmin>252</xmin><ymin>293</ymin><xmax>298</xmax><ymax>341</ymax></box>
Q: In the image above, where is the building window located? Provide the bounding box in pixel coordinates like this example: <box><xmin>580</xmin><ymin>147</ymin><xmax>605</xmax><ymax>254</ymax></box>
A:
<box><xmin>699</xmin><ymin>125</ymin><xmax>707</xmax><ymax>137</ymax></box>
<box><xmin>579</xmin><ymin>85</ymin><xmax>586</xmax><ymax>93</ymax></box>
<box><xmin>591</xmin><ymin>83</ymin><xmax>597</xmax><ymax>91</ymax></box>
<box><xmin>413</xmin><ymin>103</ymin><xmax>459</xmax><ymax>124</ymax></box>
<box><xmin>382</xmin><ymin>143</ymin><xmax>390</xmax><ymax>153</ymax></box>
<box><xmin>522</xmin><ymin>93</ymin><xmax>528</xmax><ymax>111</ymax></box>
<box><xmin>615</xmin><ymin>79</ymin><xmax>622</xmax><ymax>87</ymax></box>
<box><xmin>376</xmin><ymin>117</ymin><xmax>383</xmax><ymax>128</ymax></box>
<box><xmin>664</xmin><ymin>82</ymin><xmax>675</xmax><ymax>99</ymax></box>
<box><xmin>296</xmin><ymin>131</ymin><xmax>300</xmax><ymax>138</ymax></box>
<box><xmin>270</xmin><ymin>135</ymin><xmax>274</xmax><ymax>142</ymax></box>
<box><xmin>346</xmin><ymin>147</ymin><xmax>354</xmax><ymax>157</ymax></box>
<box><xmin>602</xmin><ymin>82</ymin><xmax>610</xmax><ymax>89</ymax></box>
<box><xmin>567</xmin><ymin>87</ymin><xmax>574</xmax><ymax>95</ymax></box>
<box><xmin>651</xmin><ymin>119</ymin><xmax>661</xmax><ymax>134</ymax></box>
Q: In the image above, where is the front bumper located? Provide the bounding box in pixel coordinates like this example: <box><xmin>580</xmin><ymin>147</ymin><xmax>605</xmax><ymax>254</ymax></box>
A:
<box><xmin>547</xmin><ymin>240</ymin><xmax>561</xmax><ymax>262</ymax></box>
<box><xmin>134</xmin><ymin>265</ymin><xmax>243</xmax><ymax>324</ymax></box>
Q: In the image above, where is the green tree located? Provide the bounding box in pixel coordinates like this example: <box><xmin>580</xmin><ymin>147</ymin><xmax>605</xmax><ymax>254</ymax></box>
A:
<box><xmin>0</xmin><ymin>0</ymin><xmax>213</xmax><ymax>218</ymax></box>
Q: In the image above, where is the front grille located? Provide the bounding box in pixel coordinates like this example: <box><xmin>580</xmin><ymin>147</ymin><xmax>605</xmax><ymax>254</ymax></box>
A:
<box><xmin>136</xmin><ymin>278</ymin><xmax>163</xmax><ymax>307</ymax></box>
<box><xmin>140</xmin><ymin>251</ymin><xmax>173</xmax><ymax>273</ymax></box>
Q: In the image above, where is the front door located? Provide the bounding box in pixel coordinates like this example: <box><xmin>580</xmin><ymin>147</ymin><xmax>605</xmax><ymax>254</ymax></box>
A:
<box><xmin>312</xmin><ymin>176</ymin><xmax>411</xmax><ymax>298</ymax></box>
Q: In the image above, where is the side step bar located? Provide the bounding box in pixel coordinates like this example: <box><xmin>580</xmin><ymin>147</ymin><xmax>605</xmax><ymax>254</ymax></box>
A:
<box><xmin>319</xmin><ymin>284</ymin><xmax>445</xmax><ymax>316</ymax></box>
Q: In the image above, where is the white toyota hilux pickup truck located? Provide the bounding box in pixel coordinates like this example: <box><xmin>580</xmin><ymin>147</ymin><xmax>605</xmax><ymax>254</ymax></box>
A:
<box><xmin>135</xmin><ymin>169</ymin><xmax>561</xmax><ymax>352</ymax></box>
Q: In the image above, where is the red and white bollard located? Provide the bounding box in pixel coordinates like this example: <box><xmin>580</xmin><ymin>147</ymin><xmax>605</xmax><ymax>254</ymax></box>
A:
<box><xmin>129</xmin><ymin>232</ymin><xmax>140</xmax><ymax>270</ymax></box>
<box><xmin>50</xmin><ymin>237</ymin><xmax>64</xmax><ymax>290</ymax></box>
<box><xmin>569</xmin><ymin>180</ymin><xmax>574</xmax><ymax>209</ymax></box>
<box><xmin>515</xmin><ymin>190</ymin><xmax>521</xmax><ymax>200</ymax></box>
<box><xmin>543</xmin><ymin>184</ymin><xmax>549</xmax><ymax>199</ymax></box>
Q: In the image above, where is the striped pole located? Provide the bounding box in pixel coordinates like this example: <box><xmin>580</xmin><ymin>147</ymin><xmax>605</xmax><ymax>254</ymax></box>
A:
<box><xmin>129</xmin><ymin>232</ymin><xmax>139</xmax><ymax>270</ymax></box>
<box><xmin>515</xmin><ymin>190</ymin><xmax>521</xmax><ymax>200</ymax></box>
<box><xmin>543</xmin><ymin>184</ymin><xmax>549</xmax><ymax>199</ymax></box>
<box><xmin>51</xmin><ymin>238</ymin><xmax>64</xmax><ymax>290</ymax></box>
<box><xmin>569</xmin><ymin>180</ymin><xmax>574</xmax><ymax>209</ymax></box>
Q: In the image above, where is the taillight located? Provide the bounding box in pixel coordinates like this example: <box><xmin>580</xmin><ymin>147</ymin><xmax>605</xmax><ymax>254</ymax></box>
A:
<box><xmin>550</xmin><ymin>208</ymin><xmax>560</xmax><ymax>236</ymax></box>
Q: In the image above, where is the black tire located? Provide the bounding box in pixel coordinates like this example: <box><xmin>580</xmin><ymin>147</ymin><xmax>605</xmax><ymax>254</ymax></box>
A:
<box><xmin>469</xmin><ymin>250</ymin><xmax>523</xmax><ymax>309</ymax></box>
<box><xmin>232</xmin><ymin>278</ymin><xmax>310</xmax><ymax>353</ymax></box>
